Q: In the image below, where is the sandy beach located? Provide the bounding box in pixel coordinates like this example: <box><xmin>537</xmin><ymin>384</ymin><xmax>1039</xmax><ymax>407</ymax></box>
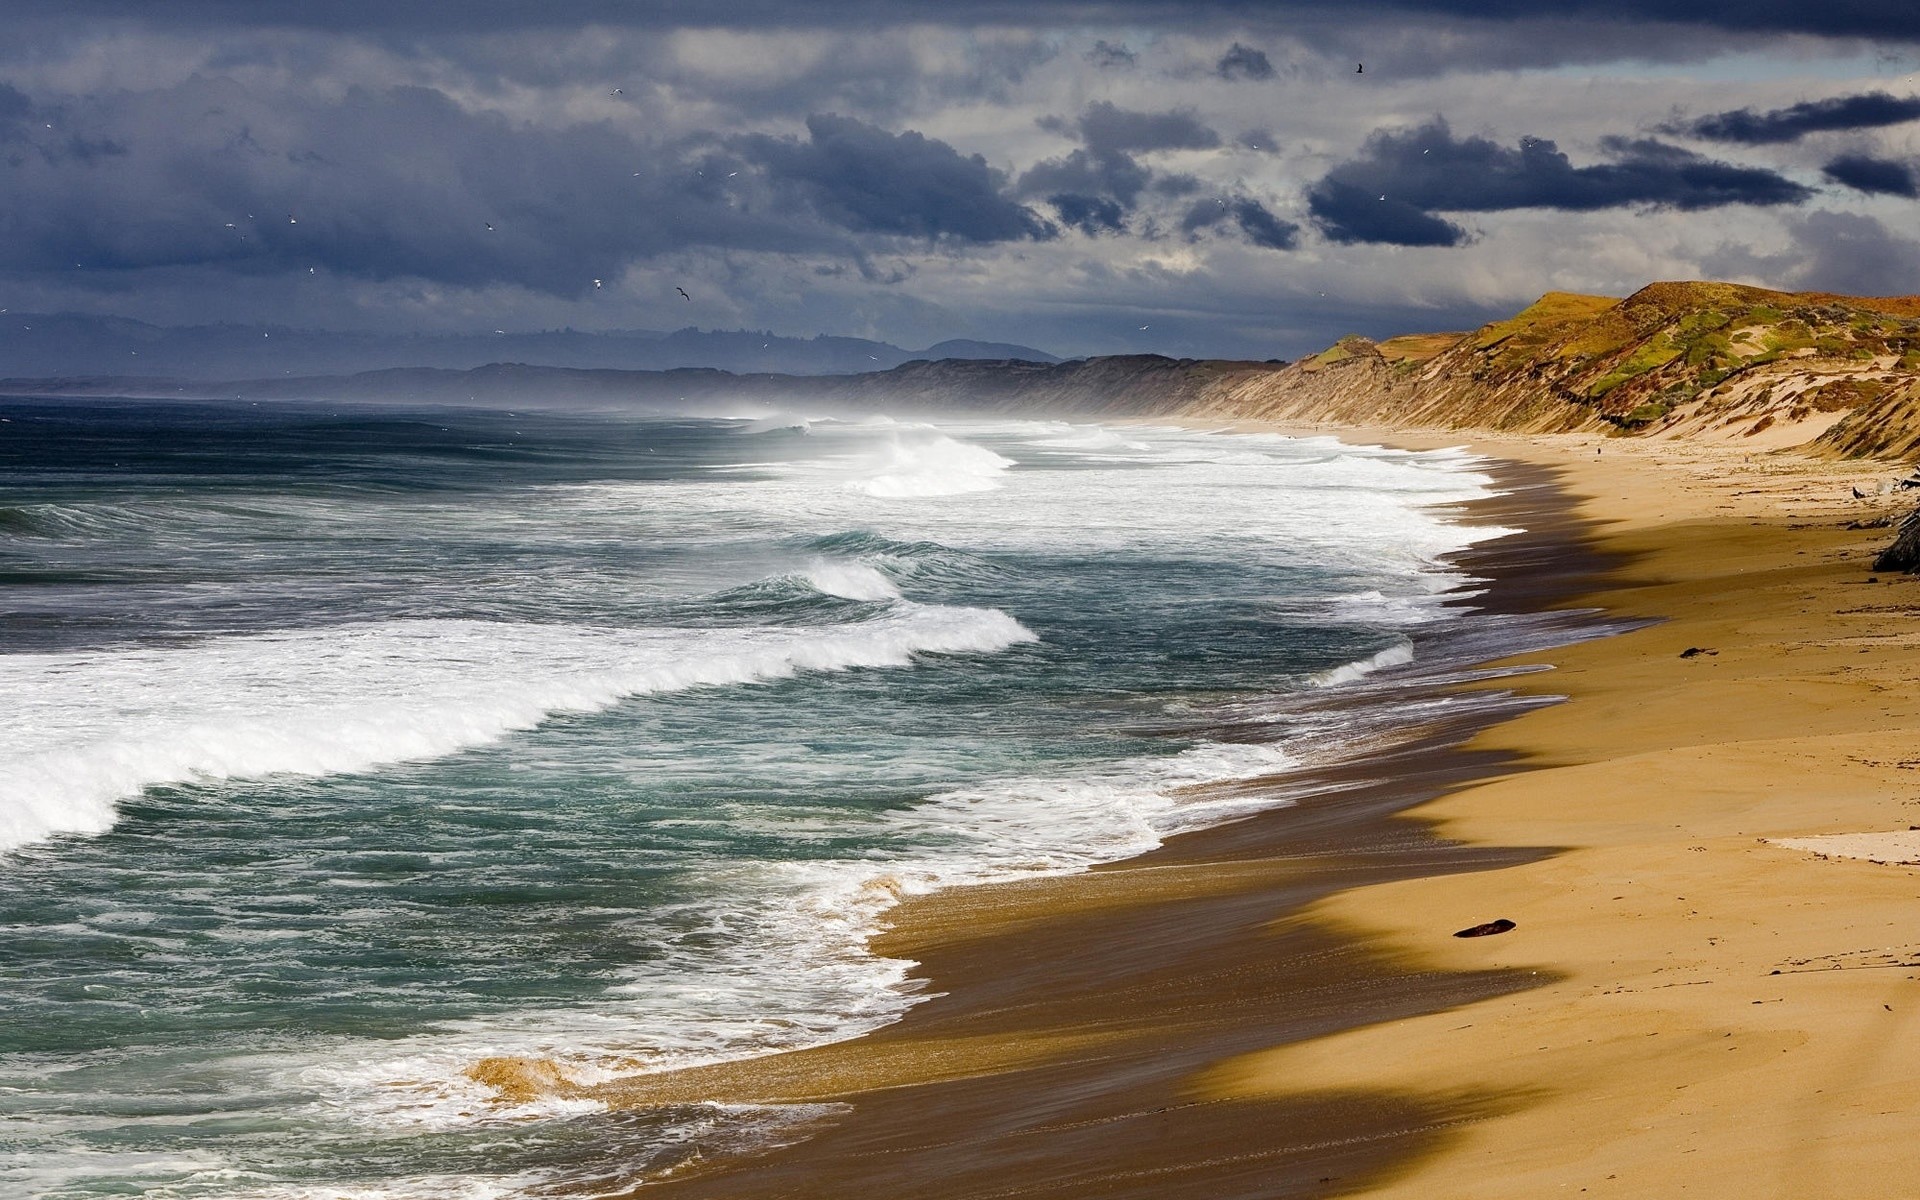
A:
<box><xmin>557</xmin><ymin>426</ymin><xmax>1920</xmax><ymax>1198</ymax></box>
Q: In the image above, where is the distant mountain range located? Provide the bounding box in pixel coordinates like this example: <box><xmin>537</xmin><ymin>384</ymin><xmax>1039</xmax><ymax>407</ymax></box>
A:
<box><xmin>0</xmin><ymin>313</ymin><xmax>1060</xmax><ymax>380</ymax></box>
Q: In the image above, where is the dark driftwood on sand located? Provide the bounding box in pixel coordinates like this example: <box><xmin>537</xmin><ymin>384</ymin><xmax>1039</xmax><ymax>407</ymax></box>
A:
<box><xmin>1873</xmin><ymin>505</ymin><xmax>1920</xmax><ymax>573</ymax></box>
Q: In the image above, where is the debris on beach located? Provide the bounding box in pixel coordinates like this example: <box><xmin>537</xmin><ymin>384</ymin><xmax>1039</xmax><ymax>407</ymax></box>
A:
<box><xmin>1873</xmin><ymin>504</ymin><xmax>1920</xmax><ymax>573</ymax></box>
<box><xmin>1453</xmin><ymin>918</ymin><xmax>1517</xmax><ymax>938</ymax></box>
<box><xmin>1769</xmin><ymin>831</ymin><xmax>1920</xmax><ymax>866</ymax></box>
<box><xmin>1679</xmin><ymin>647</ymin><xmax>1718</xmax><ymax>658</ymax></box>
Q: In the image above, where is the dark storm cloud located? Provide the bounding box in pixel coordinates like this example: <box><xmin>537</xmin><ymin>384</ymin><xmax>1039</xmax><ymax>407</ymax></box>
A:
<box><xmin>1675</xmin><ymin>92</ymin><xmax>1920</xmax><ymax>145</ymax></box>
<box><xmin>1307</xmin><ymin>187</ymin><xmax>1466</xmax><ymax>246</ymax></box>
<box><xmin>1076</xmin><ymin>102</ymin><xmax>1221</xmax><ymax>155</ymax></box>
<box><xmin>0</xmin><ymin>78</ymin><xmax>1044</xmax><ymax>297</ymax></box>
<box><xmin>1049</xmin><ymin>193</ymin><xmax>1127</xmax><ymax>233</ymax></box>
<box><xmin>1229</xmin><ymin>198</ymin><xmax>1298</xmax><ymax>248</ymax></box>
<box><xmin>1308</xmin><ymin>119</ymin><xmax>1813</xmax><ymax>245</ymax></box>
<box><xmin>17</xmin><ymin>0</ymin><xmax>1920</xmax><ymax>40</ymax></box>
<box><xmin>1019</xmin><ymin>102</ymin><xmax>1221</xmax><ymax>224</ymax></box>
<box><xmin>1180</xmin><ymin>197</ymin><xmax>1300</xmax><ymax>249</ymax></box>
<box><xmin>1216</xmin><ymin>43</ymin><xmax>1275</xmax><ymax>81</ymax></box>
<box><xmin>1017</xmin><ymin>148</ymin><xmax>1152</xmax><ymax>204</ymax></box>
<box><xmin>737</xmin><ymin>114</ymin><xmax>1051</xmax><ymax>242</ymax></box>
<box><xmin>0</xmin><ymin>82</ymin><xmax>30</xmax><ymax>126</ymax></box>
<box><xmin>1822</xmin><ymin>153</ymin><xmax>1919</xmax><ymax>197</ymax></box>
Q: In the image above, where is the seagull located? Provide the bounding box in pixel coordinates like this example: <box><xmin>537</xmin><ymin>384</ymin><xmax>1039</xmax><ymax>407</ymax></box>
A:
<box><xmin>1139</xmin><ymin>324</ymin><xmax>1150</xmax><ymax>330</ymax></box>
<box><xmin>593</xmin><ymin>278</ymin><xmax>603</xmax><ymax>288</ymax></box>
<box><xmin>485</xmin><ymin>222</ymin><xmax>494</xmax><ymax>231</ymax></box>
<box><xmin>495</xmin><ymin>329</ymin><xmax>505</xmax><ymax>334</ymax></box>
<box><xmin>1356</xmin><ymin>63</ymin><xmax>1363</xmax><ymax>73</ymax></box>
<box><xmin>676</xmin><ymin>287</ymin><xmax>691</xmax><ymax>301</ymax></box>
<box><xmin>610</xmin><ymin>88</ymin><xmax>624</xmax><ymax>96</ymax></box>
<box><xmin>288</xmin><ymin>215</ymin><xmax>297</xmax><ymax>224</ymax></box>
<box><xmin>308</xmin><ymin>267</ymin><xmax>315</xmax><ymax>273</ymax></box>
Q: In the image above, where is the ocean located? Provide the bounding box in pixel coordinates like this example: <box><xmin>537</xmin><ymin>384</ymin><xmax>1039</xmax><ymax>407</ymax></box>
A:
<box><xmin>1</xmin><ymin>398</ymin><xmax>1526</xmax><ymax>1198</ymax></box>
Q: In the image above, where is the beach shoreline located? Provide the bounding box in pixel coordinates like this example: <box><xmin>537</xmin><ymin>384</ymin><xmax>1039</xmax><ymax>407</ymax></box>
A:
<box><xmin>554</xmin><ymin>428</ymin><xmax>1646</xmax><ymax>1196</ymax></box>
<box><xmin>562</xmin><ymin>422</ymin><xmax>1919</xmax><ymax>1199</ymax></box>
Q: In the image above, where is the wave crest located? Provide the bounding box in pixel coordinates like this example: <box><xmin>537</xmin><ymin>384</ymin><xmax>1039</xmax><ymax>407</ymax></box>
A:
<box><xmin>0</xmin><ymin>608</ymin><xmax>1036</xmax><ymax>854</ymax></box>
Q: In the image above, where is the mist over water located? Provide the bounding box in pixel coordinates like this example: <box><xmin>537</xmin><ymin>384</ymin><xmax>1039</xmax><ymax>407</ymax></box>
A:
<box><xmin>0</xmin><ymin>400</ymin><xmax>1511</xmax><ymax>1197</ymax></box>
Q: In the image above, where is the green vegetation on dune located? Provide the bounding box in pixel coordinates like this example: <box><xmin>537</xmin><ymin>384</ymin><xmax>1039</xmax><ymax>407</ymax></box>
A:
<box><xmin>1443</xmin><ymin>281</ymin><xmax>1920</xmax><ymax>427</ymax></box>
<box><xmin>1256</xmin><ymin>279</ymin><xmax>1920</xmax><ymax>455</ymax></box>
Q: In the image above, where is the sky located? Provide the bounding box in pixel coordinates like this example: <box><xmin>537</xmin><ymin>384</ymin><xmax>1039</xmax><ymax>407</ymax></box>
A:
<box><xmin>3</xmin><ymin>1</ymin><xmax>1920</xmax><ymax>360</ymax></box>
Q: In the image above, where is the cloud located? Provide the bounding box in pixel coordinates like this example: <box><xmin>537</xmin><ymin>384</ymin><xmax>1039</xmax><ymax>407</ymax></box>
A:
<box><xmin>1216</xmin><ymin>42</ymin><xmax>1274</xmax><ymax>81</ymax></box>
<box><xmin>1019</xmin><ymin>101</ymin><xmax>1222</xmax><ymax>228</ymax></box>
<box><xmin>1822</xmin><ymin>153</ymin><xmax>1919</xmax><ymax>196</ymax></box>
<box><xmin>1228</xmin><ymin>198</ymin><xmax>1299</xmax><ymax>249</ymax></box>
<box><xmin>1180</xmin><ymin>196</ymin><xmax>1301</xmax><ymax>249</ymax></box>
<box><xmin>1309</xmin><ymin>119</ymin><xmax>1813</xmax><ymax>245</ymax></box>
<box><xmin>1783</xmin><ymin>210</ymin><xmax>1920</xmax><ymax>295</ymax></box>
<box><xmin>740</xmin><ymin>113</ymin><xmax>1052</xmax><ymax>242</ymax></box>
<box><xmin>8</xmin><ymin>0</ymin><xmax>1920</xmax><ymax>42</ymax></box>
<box><xmin>1675</xmin><ymin>91</ymin><xmax>1920</xmax><ymax>144</ymax></box>
<box><xmin>1308</xmin><ymin>186</ymin><xmax>1467</xmax><ymax>246</ymax></box>
<box><xmin>1086</xmin><ymin>39</ymin><xmax>1135</xmax><ymax>68</ymax></box>
<box><xmin>1017</xmin><ymin>147</ymin><xmax>1152</xmax><ymax>205</ymax></box>
<box><xmin>0</xmin><ymin>78</ymin><xmax>1053</xmax><ymax>299</ymax></box>
<box><xmin>1076</xmin><ymin>101</ymin><xmax>1220</xmax><ymax>155</ymax></box>
<box><xmin>1049</xmin><ymin>192</ymin><xmax>1127</xmax><ymax>233</ymax></box>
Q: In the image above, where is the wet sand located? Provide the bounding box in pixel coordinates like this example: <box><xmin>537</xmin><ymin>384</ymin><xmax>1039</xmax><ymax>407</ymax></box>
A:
<box><xmin>572</xmin><ymin>429</ymin><xmax>1918</xmax><ymax>1198</ymax></box>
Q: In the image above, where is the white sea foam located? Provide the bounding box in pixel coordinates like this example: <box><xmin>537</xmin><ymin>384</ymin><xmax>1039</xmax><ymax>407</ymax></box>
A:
<box><xmin>800</xmin><ymin>558</ymin><xmax>901</xmax><ymax>601</ymax></box>
<box><xmin>0</xmin><ymin>606</ymin><xmax>1034</xmax><ymax>854</ymax></box>
<box><xmin>844</xmin><ymin>432</ymin><xmax>1013</xmax><ymax>497</ymax></box>
<box><xmin>1310</xmin><ymin>639</ymin><xmax>1416</xmax><ymax>687</ymax></box>
<box><xmin>285</xmin><ymin>730</ymin><xmax>1304</xmax><ymax>1156</ymax></box>
<box><xmin>1330</xmin><ymin>588</ymin><xmax>1451</xmax><ymax>626</ymax></box>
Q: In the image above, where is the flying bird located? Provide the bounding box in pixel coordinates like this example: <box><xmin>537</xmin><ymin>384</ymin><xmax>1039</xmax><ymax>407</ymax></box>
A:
<box><xmin>485</xmin><ymin>222</ymin><xmax>494</xmax><ymax>231</ymax></box>
<box><xmin>1356</xmin><ymin>63</ymin><xmax>1363</xmax><ymax>73</ymax></box>
<box><xmin>288</xmin><ymin>215</ymin><xmax>297</xmax><ymax>224</ymax></box>
<box><xmin>1139</xmin><ymin>325</ymin><xmax>1150</xmax><ymax>330</ymax></box>
<box><xmin>610</xmin><ymin>88</ymin><xmax>624</xmax><ymax>95</ymax></box>
<box><xmin>676</xmin><ymin>287</ymin><xmax>691</xmax><ymax>301</ymax></box>
<box><xmin>593</xmin><ymin>278</ymin><xmax>604</xmax><ymax>288</ymax></box>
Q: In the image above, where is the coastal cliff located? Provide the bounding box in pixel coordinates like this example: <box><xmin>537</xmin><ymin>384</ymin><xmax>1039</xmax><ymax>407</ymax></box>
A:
<box><xmin>1184</xmin><ymin>282</ymin><xmax>1920</xmax><ymax>459</ymax></box>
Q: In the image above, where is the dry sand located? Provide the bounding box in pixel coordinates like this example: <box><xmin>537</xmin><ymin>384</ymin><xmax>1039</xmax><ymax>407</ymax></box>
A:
<box><xmin>522</xmin><ymin>428</ymin><xmax>1920</xmax><ymax>1198</ymax></box>
<box><xmin>1199</xmin><ymin>431</ymin><xmax>1920</xmax><ymax>1199</ymax></box>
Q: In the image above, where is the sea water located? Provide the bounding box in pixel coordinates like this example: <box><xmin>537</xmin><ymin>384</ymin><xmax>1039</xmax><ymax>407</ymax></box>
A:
<box><xmin>0</xmin><ymin>400</ymin><xmax>1521</xmax><ymax>1197</ymax></box>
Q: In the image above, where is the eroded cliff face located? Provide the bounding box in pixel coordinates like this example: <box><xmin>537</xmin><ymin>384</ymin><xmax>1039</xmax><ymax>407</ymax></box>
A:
<box><xmin>1173</xmin><ymin>282</ymin><xmax>1920</xmax><ymax>459</ymax></box>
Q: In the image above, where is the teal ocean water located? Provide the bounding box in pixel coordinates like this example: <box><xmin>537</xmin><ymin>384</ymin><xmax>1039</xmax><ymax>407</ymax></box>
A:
<box><xmin>0</xmin><ymin>400</ymin><xmax>1516</xmax><ymax>1198</ymax></box>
